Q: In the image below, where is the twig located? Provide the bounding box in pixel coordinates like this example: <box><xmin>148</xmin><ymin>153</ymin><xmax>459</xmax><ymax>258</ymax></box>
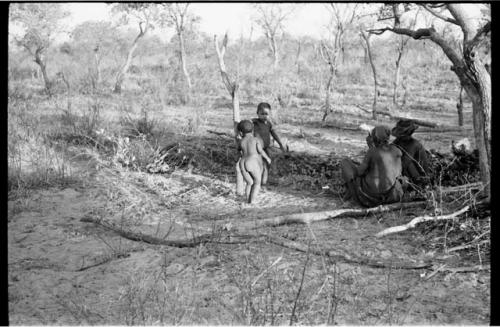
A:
<box><xmin>438</xmin><ymin>182</ymin><xmax>483</xmax><ymax>194</ymax></box>
<box><xmin>290</xmin><ymin>241</ymin><xmax>311</xmax><ymax>325</ymax></box>
<box><xmin>435</xmin><ymin>264</ymin><xmax>490</xmax><ymax>274</ymax></box>
<box><xmin>251</xmin><ymin>255</ymin><xmax>283</xmax><ymax>288</ymax></box>
<box><xmin>447</xmin><ymin>238</ymin><xmax>489</xmax><ymax>253</ymax></box>
<box><xmin>76</xmin><ymin>252</ymin><xmax>130</xmax><ymax>272</ymax></box>
<box><xmin>263</xmin><ymin>234</ymin><xmax>431</xmax><ymax>270</ymax></box>
<box><xmin>375</xmin><ymin>206</ymin><xmax>469</xmax><ymax>237</ymax></box>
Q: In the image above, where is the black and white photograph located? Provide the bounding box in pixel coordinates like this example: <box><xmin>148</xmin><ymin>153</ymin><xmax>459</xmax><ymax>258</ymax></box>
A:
<box><xmin>8</xmin><ymin>2</ymin><xmax>491</xmax><ymax>325</ymax></box>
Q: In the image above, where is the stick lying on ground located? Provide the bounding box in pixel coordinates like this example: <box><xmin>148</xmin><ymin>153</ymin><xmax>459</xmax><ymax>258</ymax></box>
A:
<box><xmin>438</xmin><ymin>182</ymin><xmax>483</xmax><ymax>194</ymax></box>
<box><xmin>262</xmin><ymin>234</ymin><xmax>432</xmax><ymax>270</ymax></box>
<box><xmin>247</xmin><ymin>201</ymin><xmax>428</xmax><ymax>229</ymax></box>
<box><xmin>375</xmin><ymin>205</ymin><xmax>470</xmax><ymax>237</ymax></box>
<box><xmin>81</xmin><ymin>216</ymin><xmax>432</xmax><ymax>270</ymax></box>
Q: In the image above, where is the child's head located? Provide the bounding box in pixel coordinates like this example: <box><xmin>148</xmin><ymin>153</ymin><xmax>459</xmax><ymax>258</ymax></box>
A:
<box><xmin>257</xmin><ymin>102</ymin><xmax>271</xmax><ymax>121</ymax></box>
<box><xmin>238</xmin><ymin>120</ymin><xmax>254</xmax><ymax>135</ymax></box>
<box><xmin>371</xmin><ymin>125</ymin><xmax>391</xmax><ymax>147</ymax></box>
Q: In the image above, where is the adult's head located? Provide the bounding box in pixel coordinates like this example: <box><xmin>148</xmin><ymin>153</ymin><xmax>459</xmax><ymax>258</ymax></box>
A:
<box><xmin>238</xmin><ymin>120</ymin><xmax>254</xmax><ymax>134</ymax></box>
<box><xmin>371</xmin><ymin>125</ymin><xmax>391</xmax><ymax>147</ymax></box>
<box><xmin>392</xmin><ymin>119</ymin><xmax>418</xmax><ymax>139</ymax></box>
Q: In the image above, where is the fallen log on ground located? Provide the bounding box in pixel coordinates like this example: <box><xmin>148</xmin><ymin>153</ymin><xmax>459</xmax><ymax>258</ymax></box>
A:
<box><xmin>247</xmin><ymin>201</ymin><xmax>428</xmax><ymax>230</ymax></box>
<box><xmin>80</xmin><ymin>216</ymin><xmax>250</xmax><ymax>247</ymax></box>
<box><xmin>81</xmin><ymin>216</ymin><xmax>432</xmax><ymax>270</ymax></box>
<box><xmin>375</xmin><ymin>205</ymin><xmax>470</xmax><ymax>237</ymax></box>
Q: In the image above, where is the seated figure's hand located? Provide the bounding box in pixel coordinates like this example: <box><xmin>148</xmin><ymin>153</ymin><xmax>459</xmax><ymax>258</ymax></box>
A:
<box><xmin>266</xmin><ymin>157</ymin><xmax>271</xmax><ymax>165</ymax></box>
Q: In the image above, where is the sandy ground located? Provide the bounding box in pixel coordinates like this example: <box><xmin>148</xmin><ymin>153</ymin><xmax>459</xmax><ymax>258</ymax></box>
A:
<box><xmin>8</xmin><ymin>109</ymin><xmax>489</xmax><ymax>325</ymax></box>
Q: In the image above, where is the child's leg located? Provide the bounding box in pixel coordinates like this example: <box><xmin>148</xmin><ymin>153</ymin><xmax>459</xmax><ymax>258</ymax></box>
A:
<box><xmin>262</xmin><ymin>162</ymin><xmax>268</xmax><ymax>186</ymax></box>
<box><xmin>239</xmin><ymin>159</ymin><xmax>254</xmax><ymax>201</ymax></box>
<box><xmin>244</xmin><ymin>160</ymin><xmax>263</xmax><ymax>204</ymax></box>
<box><xmin>262</xmin><ymin>148</ymin><xmax>270</xmax><ymax>185</ymax></box>
<box><xmin>235</xmin><ymin>158</ymin><xmax>245</xmax><ymax>196</ymax></box>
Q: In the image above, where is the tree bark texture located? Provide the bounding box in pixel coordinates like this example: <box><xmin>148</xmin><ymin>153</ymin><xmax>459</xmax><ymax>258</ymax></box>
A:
<box><xmin>34</xmin><ymin>50</ymin><xmax>52</xmax><ymax>96</ymax></box>
<box><xmin>214</xmin><ymin>34</ymin><xmax>240</xmax><ymax>137</ymax></box>
<box><xmin>113</xmin><ymin>23</ymin><xmax>147</xmax><ymax>94</ymax></box>
<box><xmin>178</xmin><ymin>31</ymin><xmax>192</xmax><ymax>91</ymax></box>
<box><xmin>457</xmin><ymin>86</ymin><xmax>464</xmax><ymax>126</ymax></box>
<box><xmin>361</xmin><ymin>32</ymin><xmax>378</xmax><ymax>120</ymax></box>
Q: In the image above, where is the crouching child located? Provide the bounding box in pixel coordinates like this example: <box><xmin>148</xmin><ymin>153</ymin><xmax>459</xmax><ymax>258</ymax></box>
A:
<box><xmin>235</xmin><ymin>120</ymin><xmax>272</xmax><ymax>203</ymax></box>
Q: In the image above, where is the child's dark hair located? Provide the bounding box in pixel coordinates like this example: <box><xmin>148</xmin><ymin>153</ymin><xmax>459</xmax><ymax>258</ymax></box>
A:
<box><xmin>238</xmin><ymin>120</ymin><xmax>254</xmax><ymax>134</ymax></box>
<box><xmin>257</xmin><ymin>102</ymin><xmax>271</xmax><ymax>113</ymax></box>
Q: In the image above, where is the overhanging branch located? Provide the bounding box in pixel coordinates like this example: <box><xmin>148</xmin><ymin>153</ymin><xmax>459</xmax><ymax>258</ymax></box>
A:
<box><xmin>421</xmin><ymin>4</ymin><xmax>459</xmax><ymax>25</ymax></box>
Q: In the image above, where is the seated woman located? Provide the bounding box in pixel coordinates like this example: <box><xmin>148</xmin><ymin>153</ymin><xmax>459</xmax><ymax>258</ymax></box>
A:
<box><xmin>391</xmin><ymin>119</ymin><xmax>431</xmax><ymax>187</ymax></box>
<box><xmin>341</xmin><ymin>126</ymin><xmax>404</xmax><ymax>207</ymax></box>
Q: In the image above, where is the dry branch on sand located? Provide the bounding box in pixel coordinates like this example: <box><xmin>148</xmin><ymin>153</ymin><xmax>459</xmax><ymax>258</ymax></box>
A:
<box><xmin>375</xmin><ymin>205</ymin><xmax>470</xmax><ymax>238</ymax></box>
<box><xmin>245</xmin><ymin>201</ymin><xmax>428</xmax><ymax>229</ymax></box>
<box><xmin>262</xmin><ymin>234</ymin><xmax>432</xmax><ymax>270</ymax></box>
<box><xmin>81</xmin><ymin>215</ymin><xmax>432</xmax><ymax>270</ymax></box>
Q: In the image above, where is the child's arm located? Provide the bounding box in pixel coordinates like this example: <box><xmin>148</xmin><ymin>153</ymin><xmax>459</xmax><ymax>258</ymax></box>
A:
<box><xmin>257</xmin><ymin>140</ymin><xmax>272</xmax><ymax>164</ymax></box>
<box><xmin>270</xmin><ymin>129</ymin><xmax>287</xmax><ymax>152</ymax></box>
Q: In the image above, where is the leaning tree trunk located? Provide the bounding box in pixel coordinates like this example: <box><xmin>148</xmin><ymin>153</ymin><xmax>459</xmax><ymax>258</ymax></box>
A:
<box><xmin>114</xmin><ymin>23</ymin><xmax>147</xmax><ymax>94</ymax></box>
<box><xmin>178</xmin><ymin>31</ymin><xmax>192</xmax><ymax>94</ymax></box>
<box><xmin>462</xmin><ymin>66</ymin><xmax>491</xmax><ymax>191</ymax></box>
<box><xmin>456</xmin><ymin>85</ymin><xmax>464</xmax><ymax>126</ymax></box>
<box><xmin>214</xmin><ymin>34</ymin><xmax>240</xmax><ymax>137</ymax></box>
<box><xmin>362</xmin><ymin>32</ymin><xmax>378</xmax><ymax>120</ymax></box>
<box><xmin>34</xmin><ymin>50</ymin><xmax>52</xmax><ymax>96</ymax></box>
<box><xmin>393</xmin><ymin>48</ymin><xmax>404</xmax><ymax>106</ymax></box>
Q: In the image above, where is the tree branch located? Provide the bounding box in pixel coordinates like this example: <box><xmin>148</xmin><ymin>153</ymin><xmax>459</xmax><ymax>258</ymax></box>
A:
<box><xmin>421</xmin><ymin>4</ymin><xmax>459</xmax><ymax>25</ymax></box>
<box><xmin>375</xmin><ymin>206</ymin><xmax>470</xmax><ymax>237</ymax></box>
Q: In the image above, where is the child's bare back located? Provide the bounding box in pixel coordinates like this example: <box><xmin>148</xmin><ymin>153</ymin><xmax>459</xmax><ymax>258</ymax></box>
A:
<box><xmin>235</xmin><ymin>120</ymin><xmax>271</xmax><ymax>203</ymax></box>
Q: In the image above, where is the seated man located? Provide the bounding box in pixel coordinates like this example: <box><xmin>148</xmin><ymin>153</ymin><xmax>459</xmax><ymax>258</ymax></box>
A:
<box><xmin>391</xmin><ymin>119</ymin><xmax>431</xmax><ymax>187</ymax></box>
<box><xmin>340</xmin><ymin>126</ymin><xmax>404</xmax><ymax>207</ymax></box>
<box><xmin>235</xmin><ymin>120</ymin><xmax>272</xmax><ymax>204</ymax></box>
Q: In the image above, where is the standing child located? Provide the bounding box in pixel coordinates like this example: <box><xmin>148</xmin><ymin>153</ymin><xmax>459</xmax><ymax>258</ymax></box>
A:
<box><xmin>235</xmin><ymin>120</ymin><xmax>272</xmax><ymax>203</ymax></box>
<box><xmin>251</xmin><ymin>102</ymin><xmax>287</xmax><ymax>184</ymax></box>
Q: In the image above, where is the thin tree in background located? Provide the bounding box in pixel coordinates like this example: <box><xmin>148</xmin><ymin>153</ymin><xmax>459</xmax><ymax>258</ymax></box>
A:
<box><xmin>10</xmin><ymin>3</ymin><xmax>69</xmax><ymax>96</ymax></box>
<box><xmin>360</xmin><ymin>30</ymin><xmax>379</xmax><ymax>120</ymax></box>
<box><xmin>111</xmin><ymin>3</ymin><xmax>158</xmax><ymax>94</ymax></box>
<box><xmin>161</xmin><ymin>3</ymin><xmax>199</xmax><ymax>99</ymax></box>
<box><xmin>370</xmin><ymin>3</ymin><xmax>491</xmax><ymax>199</ymax></box>
<box><xmin>320</xmin><ymin>3</ymin><xmax>360</xmax><ymax>122</ymax></box>
<box><xmin>214</xmin><ymin>33</ymin><xmax>240</xmax><ymax>137</ymax></box>
<box><xmin>253</xmin><ymin>4</ymin><xmax>295</xmax><ymax>69</ymax></box>
<box><xmin>71</xmin><ymin>21</ymin><xmax>118</xmax><ymax>93</ymax></box>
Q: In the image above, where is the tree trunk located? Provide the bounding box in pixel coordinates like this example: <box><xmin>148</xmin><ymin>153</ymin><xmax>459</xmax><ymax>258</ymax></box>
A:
<box><xmin>178</xmin><ymin>31</ymin><xmax>192</xmax><ymax>91</ymax></box>
<box><xmin>94</xmin><ymin>50</ymin><xmax>101</xmax><ymax>92</ymax></box>
<box><xmin>214</xmin><ymin>35</ymin><xmax>240</xmax><ymax>137</ymax></box>
<box><xmin>34</xmin><ymin>51</ymin><xmax>51</xmax><ymax>96</ymax></box>
<box><xmin>393</xmin><ymin>49</ymin><xmax>403</xmax><ymax>106</ymax></box>
<box><xmin>457</xmin><ymin>85</ymin><xmax>464</xmax><ymax>126</ymax></box>
<box><xmin>362</xmin><ymin>33</ymin><xmax>378</xmax><ymax>119</ymax></box>
<box><xmin>113</xmin><ymin>25</ymin><xmax>146</xmax><ymax>94</ymax></box>
<box><xmin>272</xmin><ymin>36</ymin><xmax>279</xmax><ymax>69</ymax></box>
<box><xmin>296</xmin><ymin>39</ymin><xmax>301</xmax><ymax>75</ymax></box>
<box><xmin>321</xmin><ymin>66</ymin><xmax>334</xmax><ymax>122</ymax></box>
